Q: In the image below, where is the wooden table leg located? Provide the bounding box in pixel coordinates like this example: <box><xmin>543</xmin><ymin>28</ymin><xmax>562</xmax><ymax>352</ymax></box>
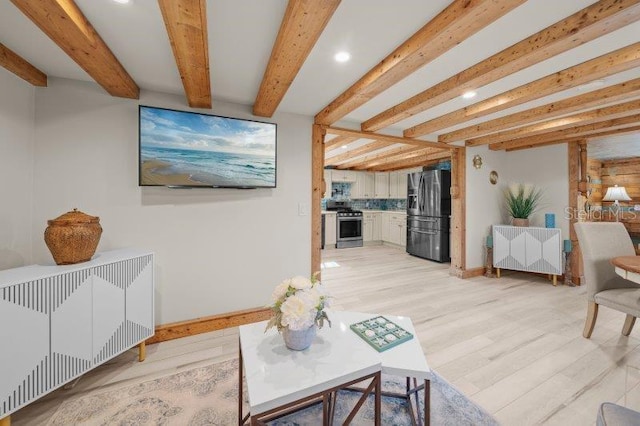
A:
<box><xmin>553</xmin><ymin>275</ymin><xmax>557</xmax><ymax>286</ymax></box>
<box><xmin>375</xmin><ymin>372</ymin><xmax>381</xmax><ymax>426</ymax></box>
<box><xmin>239</xmin><ymin>340</ymin><xmax>244</xmax><ymax>426</ymax></box>
<box><xmin>496</xmin><ymin>268</ymin><xmax>501</xmax><ymax>278</ymax></box>
<box><xmin>424</xmin><ymin>379</ymin><xmax>430</xmax><ymax>426</ymax></box>
<box><xmin>0</xmin><ymin>415</ymin><xmax>10</xmax><ymax>426</ymax></box>
<box><xmin>138</xmin><ymin>342</ymin><xmax>146</xmax><ymax>362</ymax></box>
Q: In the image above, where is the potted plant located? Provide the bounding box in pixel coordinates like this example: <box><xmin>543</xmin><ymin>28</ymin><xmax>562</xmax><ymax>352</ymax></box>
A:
<box><xmin>504</xmin><ymin>183</ymin><xmax>543</xmax><ymax>227</ymax></box>
<box><xmin>265</xmin><ymin>273</ymin><xmax>331</xmax><ymax>351</ymax></box>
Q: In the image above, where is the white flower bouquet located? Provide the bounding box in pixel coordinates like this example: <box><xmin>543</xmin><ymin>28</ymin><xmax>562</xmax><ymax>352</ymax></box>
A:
<box><xmin>265</xmin><ymin>272</ymin><xmax>331</xmax><ymax>332</ymax></box>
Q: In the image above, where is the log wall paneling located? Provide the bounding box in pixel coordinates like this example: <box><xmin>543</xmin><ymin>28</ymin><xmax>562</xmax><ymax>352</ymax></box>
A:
<box><xmin>253</xmin><ymin>0</ymin><xmax>341</xmax><ymax>117</ymax></box>
<box><xmin>601</xmin><ymin>157</ymin><xmax>640</xmax><ymax>206</ymax></box>
<box><xmin>363</xmin><ymin>0</ymin><xmax>640</xmax><ymax>132</ymax></box>
<box><xmin>312</xmin><ymin>124</ymin><xmax>325</xmax><ymax>277</ymax></box>
<box><xmin>587</xmin><ymin>158</ymin><xmax>603</xmax><ymax>208</ymax></box>
<box><xmin>11</xmin><ymin>0</ymin><xmax>139</xmax><ymax>99</ymax></box>
<box><xmin>0</xmin><ymin>43</ymin><xmax>47</xmax><ymax>86</ymax></box>
<box><xmin>405</xmin><ymin>42</ymin><xmax>640</xmax><ymax>138</ymax></box>
<box><xmin>314</xmin><ymin>0</ymin><xmax>525</xmax><ymax>125</ymax></box>
<box><xmin>158</xmin><ymin>0</ymin><xmax>211</xmax><ymax>108</ymax></box>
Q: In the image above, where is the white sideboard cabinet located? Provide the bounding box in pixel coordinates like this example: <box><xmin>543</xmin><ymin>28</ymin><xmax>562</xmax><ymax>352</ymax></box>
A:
<box><xmin>0</xmin><ymin>249</ymin><xmax>154</xmax><ymax>421</ymax></box>
<box><xmin>493</xmin><ymin>225</ymin><xmax>562</xmax><ymax>285</ymax></box>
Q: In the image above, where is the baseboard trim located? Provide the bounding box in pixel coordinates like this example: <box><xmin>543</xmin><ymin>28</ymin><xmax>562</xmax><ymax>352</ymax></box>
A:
<box><xmin>450</xmin><ymin>267</ymin><xmax>486</xmax><ymax>279</ymax></box>
<box><xmin>146</xmin><ymin>307</ymin><xmax>272</xmax><ymax>344</ymax></box>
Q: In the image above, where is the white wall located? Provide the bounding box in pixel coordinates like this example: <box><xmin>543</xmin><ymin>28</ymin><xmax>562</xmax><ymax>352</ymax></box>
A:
<box><xmin>32</xmin><ymin>78</ymin><xmax>312</xmax><ymax>324</ymax></box>
<box><xmin>465</xmin><ymin>145</ymin><xmax>507</xmax><ymax>268</ymax></box>
<box><xmin>465</xmin><ymin>144</ymin><xmax>569</xmax><ymax>269</ymax></box>
<box><xmin>0</xmin><ymin>70</ymin><xmax>35</xmax><ymax>270</ymax></box>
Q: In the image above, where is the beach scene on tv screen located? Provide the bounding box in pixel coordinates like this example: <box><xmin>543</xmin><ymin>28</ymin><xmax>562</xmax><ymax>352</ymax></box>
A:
<box><xmin>140</xmin><ymin>107</ymin><xmax>276</xmax><ymax>187</ymax></box>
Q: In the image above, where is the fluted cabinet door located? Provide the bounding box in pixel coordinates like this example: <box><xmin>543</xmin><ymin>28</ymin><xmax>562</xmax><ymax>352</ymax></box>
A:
<box><xmin>125</xmin><ymin>254</ymin><xmax>154</xmax><ymax>348</ymax></box>
<box><xmin>0</xmin><ymin>280</ymin><xmax>50</xmax><ymax>417</ymax></box>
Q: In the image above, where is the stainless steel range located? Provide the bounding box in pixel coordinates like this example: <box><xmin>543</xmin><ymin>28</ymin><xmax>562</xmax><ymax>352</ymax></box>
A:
<box><xmin>326</xmin><ymin>200</ymin><xmax>363</xmax><ymax>249</ymax></box>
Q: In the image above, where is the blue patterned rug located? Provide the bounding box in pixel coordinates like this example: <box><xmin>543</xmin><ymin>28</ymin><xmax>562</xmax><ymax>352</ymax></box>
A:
<box><xmin>47</xmin><ymin>358</ymin><xmax>498</xmax><ymax>425</ymax></box>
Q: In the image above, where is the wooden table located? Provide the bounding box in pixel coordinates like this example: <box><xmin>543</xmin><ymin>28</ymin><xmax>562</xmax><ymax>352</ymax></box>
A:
<box><xmin>611</xmin><ymin>256</ymin><xmax>640</xmax><ymax>284</ymax></box>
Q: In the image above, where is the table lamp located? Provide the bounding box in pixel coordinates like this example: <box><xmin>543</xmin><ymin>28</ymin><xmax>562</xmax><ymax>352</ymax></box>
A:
<box><xmin>603</xmin><ymin>184</ymin><xmax>631</xmax><ymax>221</ymax></box>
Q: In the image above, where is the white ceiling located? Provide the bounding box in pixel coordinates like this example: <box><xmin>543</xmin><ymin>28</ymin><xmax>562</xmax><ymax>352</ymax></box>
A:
<box><xmin>0</xmin><ymin>0</ymin><xmax>639</xmax><ymax>156</ymax></box>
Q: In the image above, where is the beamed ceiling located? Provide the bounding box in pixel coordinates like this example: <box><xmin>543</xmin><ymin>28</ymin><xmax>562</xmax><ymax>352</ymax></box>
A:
<box><xmin>1</xmin><ymin>0</ymin><xmax>639</xmax><ymax>171</ymax></box>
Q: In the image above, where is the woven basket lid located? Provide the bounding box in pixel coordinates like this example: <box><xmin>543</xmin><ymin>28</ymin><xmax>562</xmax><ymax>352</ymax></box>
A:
<box><xmin>48</xmin><ymin>208</ymin><xmax>100</xmax><ymax>225</ymax></box>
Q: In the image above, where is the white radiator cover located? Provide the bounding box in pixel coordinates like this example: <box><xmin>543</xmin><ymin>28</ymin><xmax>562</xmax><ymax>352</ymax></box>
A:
<box><xmin>0</xmin><ymin>248</ymin><xmax>154</xmax><ymax>418</ymax></box>
<box><xmin>493</xmin><ymin>225</ymin><xmax>562</xmax><ymax>275</ymax></box>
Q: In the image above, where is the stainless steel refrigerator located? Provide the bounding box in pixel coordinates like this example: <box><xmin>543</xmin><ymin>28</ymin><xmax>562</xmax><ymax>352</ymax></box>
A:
<box><xmin>406</xmin><ymin>169</ymin><xmax>451</xmax><ymax>262</ymax></box>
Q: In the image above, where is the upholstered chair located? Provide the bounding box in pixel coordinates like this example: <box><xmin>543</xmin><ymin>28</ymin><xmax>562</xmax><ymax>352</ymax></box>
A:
<box><xmin>575</xmin><ymin>222</ymin><xmax>639</xmax><ymax>338</ymax></box>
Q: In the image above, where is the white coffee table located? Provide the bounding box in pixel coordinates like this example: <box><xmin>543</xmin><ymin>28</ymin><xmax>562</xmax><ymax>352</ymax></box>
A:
<box><xmin>238</xmin><ymin>310</ymin><xmax>431</xmax><ymax>425</ymax></box>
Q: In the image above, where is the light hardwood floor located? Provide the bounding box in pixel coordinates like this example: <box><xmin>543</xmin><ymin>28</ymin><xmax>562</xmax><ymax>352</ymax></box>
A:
<box><xmin>11</xmin><ymin>245</ymin><xmax>640</xmax><ymax>425</ymax></box>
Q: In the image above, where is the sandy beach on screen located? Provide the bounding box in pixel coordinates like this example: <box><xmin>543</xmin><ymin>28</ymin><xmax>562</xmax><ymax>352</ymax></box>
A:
<box><xmin>141</xmin><ymin>159</ymin><xmax>242</xmax><ymax>187</ymax></box>
<box><xmin>141</xmin><ymin>160</ymin><xmax>201</xmax><ymax>186</ymax></box>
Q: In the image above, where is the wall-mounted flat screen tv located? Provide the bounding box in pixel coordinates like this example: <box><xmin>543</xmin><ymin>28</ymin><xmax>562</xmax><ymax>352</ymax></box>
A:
<box><xmin>139</xmin><ymin>106</ymin><xmax>277</xmax><ymax>188</ymax></box>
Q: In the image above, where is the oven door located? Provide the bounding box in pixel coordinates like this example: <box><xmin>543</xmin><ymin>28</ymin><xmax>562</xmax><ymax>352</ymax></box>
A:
<box><xmin>337</xmin><ymin>217</ymin><xmax>362</xmax><ymax>241</ymax></box>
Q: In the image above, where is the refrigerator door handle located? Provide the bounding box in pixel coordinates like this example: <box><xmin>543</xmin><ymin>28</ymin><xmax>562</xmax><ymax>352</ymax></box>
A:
<box><xmin>418</xmin><ymin>174</ymin><xmax>425</xmax><ymax>213</ymax></box>
<box><xmin>411</xmin><ymin>217</ymin><xmax>437</xmax><ymax>222</ymax></box>
<box><xmin>409</xmin><ymin>229</ymin><xmax>438</xmax><ymax>235</ymax></box>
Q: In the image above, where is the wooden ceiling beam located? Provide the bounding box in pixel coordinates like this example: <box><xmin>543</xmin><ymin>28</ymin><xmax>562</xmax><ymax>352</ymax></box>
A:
<box><xmin>490</xmin><ymin>113</ymin><xmax>640</xmax><ymax>151</ymax></box>
<box><xmin>339</xmin><ymin>145</ymin><xmax>425</xmax><ymax>169</ymax></box>
<box><xmin>467</xmin><ymin>99</ymin><xmax>640</xmax><ymax>146</ymax></box>
<box><xmin>325</xmin><ymin>141</ymin><xmax>392</xmax><ymax>166</ymax></box>
<box><xmin>0</xmin><ymin>42</ymin><xmax>47</xmax><ymax>86</ymax></box>
<box><xmin>506</xmin><ymin>124</ymin><xmax>640</xmax><ymax>151</ymax></box>
<box><xmin>369</xmin><ymin>151</ymin><xmax>451</xmax><ymax>172</ymax></box>
<box><xmin>324</xmin><ymin>135</ymin><xmax>358</xmax><ymax>152</ymax></box>
<box><xmin>405</xmin><ymin>42</ymin><xmax>640</xmax><ymax>138</ymax></box>
<box><xmin>353</xmin><ymin>147</ymin><xmax>436</xmax><ymax>170</ymax></box>
<box><xmin>440</xmin><ymin>77</ymin><xmax>640</xmax><ymax>143</ymax></box>
<box><xmin>253</xmin><ymin>0</ymin><xmax>340</xmax><ymax>117</ymax></box>
<box><xmin>11</xmin><ymin>0</ymin><xmax>138</xmax><ymax>98</ymax></box>
<box><xmin>158</xmin><ymin>0</ymin><xmax>211</xmax><ymax>108</ymax></box>
<box><xmin>341</xmin><ymin>145</ymin><xmax>428</xmax><ymax>169</ymax></box>
<box><xmin>314</xmin><ymin>0</ymin><xmax>525</xmax><ymax>126</ymax></box>
<box><xmin>324</xmin><ymin>126</ymin><xmax>454</xmax><ymax>150</ymax></box>
<box><xmin>362</xmin><ymin>0</ymin><xmax>640</xmax><ymax>132</ymax></box>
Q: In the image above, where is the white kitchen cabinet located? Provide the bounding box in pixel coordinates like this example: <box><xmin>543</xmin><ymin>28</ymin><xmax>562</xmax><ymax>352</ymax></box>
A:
<box><xmin>398</xmin><ymin>171</ymin><xmax>408</xmax><ymax>199</ymax></box>
<box><xmin>381</xmin><ymin>212</ymin><xmax>390</xmax><ymax>241</ymax></box>
<box><xmin>0</xmin><ymin>249</ymin><xmax>154</xmax><ymax>420</ymax></box>
<box><xmin>324</xmin><ymin>213</ymin><xmax>337</xmax><ymax>247</ymax></box>
<box><xmin>374</xmin><ymin>173</ymin><xmax>389</xmax><ymax>199</ymax></box>
<box><xmin>332</xmin><ymin>170</ymin><xmax>356</xmax><ymax>183</ymax></box>
<box><xmin>389</xmin><ymin>172</ymin><xmax>399</xmax><ymax>198</ymax></box>
<box><xmin>323</xmin><ymin>169</ymin><xmax>332</xmax><ymax>198</ymax></box>
<box><xmin>352</xmin><ymin>172</ymin><xmax>375</xmax><ymax>199</ymax></box>
<box><xmin>372</xmin><ymin>213</ymin><xmax>381</xmax><ymax>241</ymax></box>
<box><xmin>363</xmin><ymin>215</ymin><xmax>374</xmax><ymax>242</ymax></box>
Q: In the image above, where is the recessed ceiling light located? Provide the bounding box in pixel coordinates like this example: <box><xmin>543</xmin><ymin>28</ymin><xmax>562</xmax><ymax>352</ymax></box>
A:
<box><xmin>334</xmin><ymin>51</ymin><xmax>351</xmax><ymax>63</ymax></box>
<box><xmin>112</xmin><ymin>0</ymin><xmax>130</xmax><ymax>4</ymax></box>
<box><xmin>341</xmin><ymin>145</ymin><xmax>348</xmax><ymax>149</ymax></box>
<box><xmin>577</xmin><ymin>79</ymin><xmax>606</xmax><ymax>91</ymax></box>
<box><xmin>462</xmin><ymin>90</ymin><xmax>477</xmax><ymax>99</ymax></box>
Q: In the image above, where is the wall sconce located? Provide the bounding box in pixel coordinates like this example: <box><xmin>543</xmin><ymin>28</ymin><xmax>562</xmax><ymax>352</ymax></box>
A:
<box><xmin>472</xmin><ymin>155</ymin><xmax>483</xmax><ymax>169</ymax></box>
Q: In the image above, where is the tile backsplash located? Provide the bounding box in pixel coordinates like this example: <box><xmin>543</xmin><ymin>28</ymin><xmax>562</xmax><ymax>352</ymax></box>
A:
<box><xmin>321</xmin><ymin>196</ymin><xmax>406</xmax><ymax>211</ymax></box>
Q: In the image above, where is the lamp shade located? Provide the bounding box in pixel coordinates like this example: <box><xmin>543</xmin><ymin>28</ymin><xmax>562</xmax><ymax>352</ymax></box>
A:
<box><xmin>603</xmin><ymin>185</ymin><xmax>631</xmax><ymax>202</ymax></box>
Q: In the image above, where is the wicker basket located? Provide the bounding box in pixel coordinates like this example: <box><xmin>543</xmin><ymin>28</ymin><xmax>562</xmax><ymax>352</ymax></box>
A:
<box><xmin>44</xmin><ymin>209</ymin><xmax>103</xmax><ymax>265</ymax></box>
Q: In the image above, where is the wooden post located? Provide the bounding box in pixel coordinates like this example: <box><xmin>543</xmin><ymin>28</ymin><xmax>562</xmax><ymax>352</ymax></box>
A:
<box><xmin>450</xmin><ymin>148</ymin><xmax>466</xmax><ymax>276</ymax></box>
<box><xmin>312</xmin><ymin>124</ymin><xmax>326</xmax><ymax>278</ymax></box>
<box><xmin>568</xmin><ymin>140</ymin><xmax>584</xmax><ymax>285</ymax></box>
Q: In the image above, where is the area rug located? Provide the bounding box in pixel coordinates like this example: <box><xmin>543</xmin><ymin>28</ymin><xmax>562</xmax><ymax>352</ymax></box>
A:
<box><xmin>48</xmin><ymin>358</ymin><xmax>498</xmax><ymax>425</ymax></box>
